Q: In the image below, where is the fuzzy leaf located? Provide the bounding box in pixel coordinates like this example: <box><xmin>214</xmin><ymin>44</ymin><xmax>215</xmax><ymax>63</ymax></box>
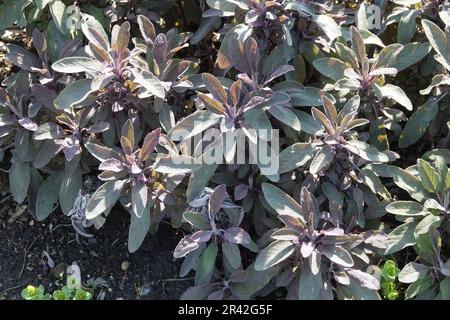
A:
<box><xmin>85</xmin><ymin>180</ymin><xmax>126</xmax><ymax>219</ymax></box>
<box><xmin>254</xmin><ymin>240</ymin><xmax>295</xmax><ymax>271</ymax></box>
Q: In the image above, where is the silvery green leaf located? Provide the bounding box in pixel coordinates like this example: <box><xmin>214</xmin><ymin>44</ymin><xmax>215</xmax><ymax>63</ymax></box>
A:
<box><xmin>222</xmin><ymin>242</ymin><xmax>241</xmax><ymax>271</ymax></box>
<box><xmin>133</xmin><ymin>70</ymin><xmax>166</xmax><ymax>99</ymax></box>
<box><xmin>244</xmin><ymin>108</ymin><xmax>272</xmax><ymax>141</ymax></box>
<box><xmin>217</xmin><ymin>23</ymin><xmax>252</xmax><ymax>70</ymax></box>
<box><xmin>290</xmin><ymin>87</ymin><xmax>335</xmax><ymax>107</ymax></box>
<box><xmin>421</xmin><ymin>19</ymin><xmax>450</xmax><ymax>71</ymax></box>
<box><xmin>84</xmin><ymin>141</ymin><xmax>122</xmax><ymax>162</ymax></box>
<box><xmin>180</xmin><ymin>246</ymin><xmax>204</xmax><ymax>277</ymax></box>
<box><xmin>282</xmin><ymin>1</ymin><xmax>315</xmax><ymax>15</ymax></box>
<box><xmin>14</xmin><ymin>130</ymin><xmax>29</xmax><ymax>159</ymax></box>
<box><xmin>414</xmin><ymin>214</ymin><xmax>441</xmax><ymax>236</ymax></box>
<box><xmin>267</xmin><ymin>105</ymin><xmax>301</xmax><ymax>131</ymax></box>
<box><xmin>424</xmin><ymin>199</ymin><xmax>445</xmax><ymax>211</ymax></box>
<box><xmin>388</xmin><ymin>166</ymin><xmax>430</xmax><ymax>202</ymax></box>
<box><xmin>310</xmin><ymin>145</ymin><xmax>336</xmax><ymax>174</ymax></box>
<box><xmin>392</xmin><ymin>42</ymin><xmax>431</xmax><ymax>72</ymax></box>
<box><xmin>360</xmin><ymin>168</ymin><xmax>390</xmax><ymax>198</ymax></box>
<box><xmin>373</xmin><ymin>83</ymin><xmax>412</xmax><ymax>111</ymax></box>
<box><xmin>344</xmin><ymin>140</ymin><xmax>390</xmax><ymax>162</ymax></box>
<box><xmin>183</xmin><ymin>211</ymin><xmax>210</xmax><ymax>229</ymax></box>
<box><xmin>206</xmin><ymin>0</ymin><xmax>237</xmax><ymax>16</ymax></box>
<box><xmin>335</xmin><ymin>78</ymin><xmax>361</xmax><ymax>91</ymax></box>
<box><xmin>368</xmin><ymin>68</ymin><xmax>398</xmax><ymax>76</ymax></box>
<box><xmin>195</xmin><ymin>242</ymin><xmax>218</xmax><ymax>285</ymax></box>
<box><xmin>36</xmin><ymin>171</ymin><xmax>63</xmax><ymax>221</ymax></box>
<box><xmin>154</xmin><ymin>155</ymin><xmax>200</xmax><ymax>174</ymax></box>
<box><xmin>375</xmin><ymin>44</ymin><xmax>403</xmax><ymax>68</ymax></box>
<box><xmin>440</xmin><ymin>278</ymin><xmax>450</xmax><ymax>300</ymax></box>
<box><xmin>405</xmin><ymin>275</ymin><xmax>433</xmax><ymax>299</ymax></box>
<box><xmin>80</xmin><ymin>13</ymin><xmax>110</xmax><ymax>51</ymax></box>
<box><xmin>321</xmin><ymin>245</ymin><xmax>354</xmax><ymax>267</ymax></box>
<box><xmin>298</xmin><ymin>264</ymin><xmax>324</xmax><ymax>300</ymax></box>
<box><xmin>49</xmin><ymin>0</ymin><xmax>66</xmax><ymax>33</ymax></box>
<box><xmin>261</xmin><ymin>183</ymin><xmax>304</xmax><ymax>219</ymax></box>
<box><xmin>385</xmin><ymin>221</ymin><xmax>418</xmax><ymax>254</ymax></box>
<box><xmin>131</xmin><ymin>181</ymin><xmax>148</xmax><ymax>218</ymax></box>
<box><xmin>0</xmin><ymin>0</ymin><xmax>31</xmax><ymax>31</ymax></box>
<box><xmin>417</xmin><ymin>159</ymin><xmax>440</xmax><ymax>192</ymax></box>
<box><xmin>439</xmin><ymin>4</ymin><xmax>450</xmax><ymax>26</ymax></box>
<box><xmin>386</xmin><ymin>201</ymin><xmax>429</xmax><ymax>216</ymax></box>
<box><xmin>336</xmin><ymin>277</ymin><xmax>381</xmax><ymax>300</ymax></box>
<box><xmin>128</xmin><ymin>204</ymin><xmax>150</xmax><ymax>253</ymax></box>
<box><xmin>230</xmin><ymin>264</ymin><xmax>279</xmax><ymax>299</ymax></box>
<box><xmin>345</xmin><ymin>269</ymin><xmax>380</xmax><ymax>290</ymax></box>
<box><xmin>52</xmin><ymin>57</ymin><xmax>103</xmax><ymax>73</ymax></box>
<box><xmin>293</xmin><ymin>110</ymin><xmax>322</xmax><ymax>135</ymax></box>
<box><xmin>169</xmin><ymin>110</ymin><xmax>220</xmax><ymax>141</ymax></box>
<box><xmin>254</xmin><ymin>240</ymin><xmax>296</xmax><ymax>271</ymax></box>
<box><xmin>186</xmin><ymin>163</ymin><xmax>218</xmax><ymax>202</ymax></box>
<box><xmin>398</xmin><ymin>10</ymin><xmax>418</xmax><ymax>44</ymax></box>
<box><xmin>312</xmin><ymin>14</ymin><xmax>342</xmax><ymax>42</ymax></box>
<box><xmin>341</xmin><ymin>27</ymin><xmax>385</xmax><ymax>48</ymax></box>
<box><xmin>313</xmin><ymin>57</ymin><xmax>348</xmax><ymax>82</ymax></box>
<box><xmin>34</xmin><ymin>123</ymin><xmax>64</xmax><ymax>140</ymax></box>
<box><xmin>420</xmin><ymin>74</ymin><xmax>450</xmax><ymax>95</ymax></box>
<box><xmin>54</xmin><ymin>78</ymin><xmax>95</xmax><ymax>110</ymax></box>
<box><xmin>85</xmin><ymin>180</ymin><xmax>126</xmax><ymax>219</ymax></box>
<box><xmin>174</xmin><ymin>231</ymin><xmax>212</xmax><ymax>259</ymax></box>
<box><xmin>335</xmin><ymin>42</ymin><xmax>359</xmax><ymax>69</ymax></box>
<box><xmin>262</xmin><ymin>44</ymin><xmax>296</xmax><ymax>77</ymax></box>
<box><xmin>10</xmin><ymin>161</ymin><xmax>30</xmax><ymax>203</ymax></box>
<box><xmin>399</xmin><ymin>97</ymin><xmax>439</xmax><ymax>148</ymax></box>
<box><xmin>224</xmin><ymin>227</ymin><xmax>251</xmax><ymax>245</ymax></box>
<box><xmin>59</xmin><ymin>169</ymin><xmax>82</xmax><ymax>215</ymax></box>
<box><xmin>398</xmin><ymin>262</ymin><xmax>429</xmax><ymax>283</ymax></box>
<box><xmin>278</xmin><ymin>143</ymin><xmax>315</xmax><ymax>174</ymax></box>
<box><xmin>321</xmin><ymin>182</ymin><xmax>344</xmax><ymax>205</ymax></box>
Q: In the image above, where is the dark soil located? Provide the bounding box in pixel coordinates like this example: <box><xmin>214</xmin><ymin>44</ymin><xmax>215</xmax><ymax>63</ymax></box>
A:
<box><xmin>0</xmin><ymin>170</ymin><xmax>192</xmax><ymax>300</ymax></box>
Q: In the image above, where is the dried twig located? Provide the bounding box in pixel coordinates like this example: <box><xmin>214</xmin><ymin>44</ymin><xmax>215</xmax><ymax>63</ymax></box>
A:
<box><xmin>0</xmin><ymin>284</ymin><xmax>24</xmax><ymax>296</ymax></box>
<box><xmin>162</xmin><ymin>277</ymin><xmax>195</xmax><ymax>282</ymax></box>
<box><xmin>17</xmin><ymin>234</ymin><xmax>43</xmax><ymax>280</ymax></box>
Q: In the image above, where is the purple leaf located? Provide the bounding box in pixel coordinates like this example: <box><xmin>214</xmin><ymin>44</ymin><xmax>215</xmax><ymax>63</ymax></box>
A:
<box><xmin>234</xmin><ymin>184</ymin><xmax>248</xmax><ymax>201</ymax></box>
<box><xmin>139</xmin><ymin>128</ymin><xmax>161</xmax><ymax>161</ymax></box>
<box><xmin>137</xmin><ymin>15</ymin><xmax>156</xmax><ymax>44</ymax></box>
<box><xmin>174</xmin><ymin>230</ymin><xmax>213</xmax><ymax>258</ymax></box>
<box><xmin>61</xmin><ymin>135</ymin><xmax>82</xmax><ymax>161</ymax></box>
<box><xmin>202</xmin><ymin>73</ymin><xmax>228</xmax><ymax>106</ymax></box>
<box><xmin>207</xmin><ymin>289</ymin><xmax>225</xmax><ymax>300</ymax></box>
<box><xmin>244</xmin><ymin>37</ymin><xmax>260</xmax><ymax>74</ymax></box>
<box><xmin>34</xmin><ymin>122</ymin><xmax>64</xmax><ymax>140</ymax></box>
<box><xmin>112</xmin><ymin>21</ymin><xmax>130</xmax><ymax>57</ymax></box>
<box><xmin>208</xmin><ymin>184</ymin><xmax>227</xmax><ymax>215</ymax></box>
<box><xmin>87</xmin><ymin>122</ymin><xmax>110</xmax><ymax>134</ymax></box>
<box><xmin>229</xmin><ymin>270</ymin><xmax>248</xmax><ymax>283</ymax></box>
<box><xmin>346</xmin><ymin>268</ymin><xmax>380</xmax><ymax>290</ymax></box>
<box><xmin>223</xmin><ymin>227</ymin><xmax>251</xmax><ymax>244</ymax></box>
<box><xmin>99</xmin><ymin>158</ymin><xmax>124</xmax><ymax>172</ymax></box>
<box><xmin>300</xmin><ymin>241</ymin><xmax>315</xmax><ymax>258</ymax></box>
<box><xmin>265</xmin><ymin>65</ymin><xmax>295</xmax><ymax>84</ymax></box>
<box><xmin>153</xmin><ymin>33</ymin><xmax>169</xmax><ymax>68</ymax></box>
<box><xmin>31</xmin><ymin>84</ymin><xmax>57</xmax><ymax>108</ymax></box>
<box><xmin>18</xmin><ymin>117</ymin><xmax>38</xmax><ymax>132</ymax></box>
